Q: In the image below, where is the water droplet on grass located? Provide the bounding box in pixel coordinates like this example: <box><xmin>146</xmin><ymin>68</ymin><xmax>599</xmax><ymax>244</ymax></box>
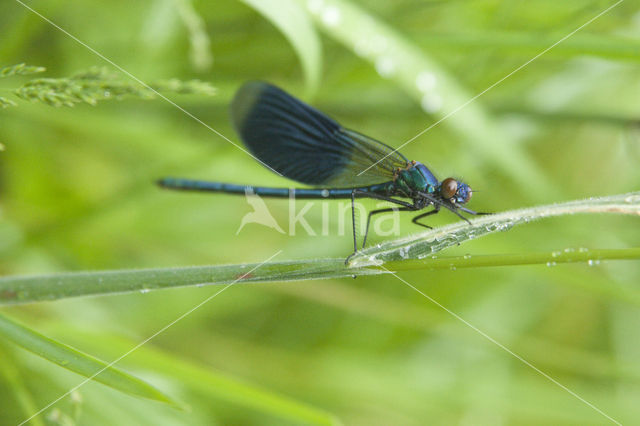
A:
<box><xmin>375</xmin><ymin>57</ymin><xmax>396</xmax><ymax>78</ymax></box>
<box><xmin>307</xmin><ymin>0</ymin><xmax>324</xmax><ymax>14</ymax></box>
<box><xmin>420</xmin><ymin>93</ymin><xmax>443</xmax><ymax>113</ymax></box>
<box><xmin>416</xmin><ymin>71</ymin><xmax>437</xmax><ymax>92</ymax></box>
<box><xmin>321</xmin><ymin>6</ymin><xmax>341</xmax><ymax>26</ymax></box>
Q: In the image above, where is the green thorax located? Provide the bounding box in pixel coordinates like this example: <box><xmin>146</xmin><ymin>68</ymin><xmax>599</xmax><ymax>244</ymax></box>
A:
<box><xmin>394</xmin><ymin>162</ymin><xmax>440</xmax><ymax>196</ymax></box>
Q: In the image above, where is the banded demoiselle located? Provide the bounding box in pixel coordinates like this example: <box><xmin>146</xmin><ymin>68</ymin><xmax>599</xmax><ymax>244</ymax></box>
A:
<box><xmin>158</xmin><ymin>81</ymin><xmax>484</xmax><ymax>261</ymax></box>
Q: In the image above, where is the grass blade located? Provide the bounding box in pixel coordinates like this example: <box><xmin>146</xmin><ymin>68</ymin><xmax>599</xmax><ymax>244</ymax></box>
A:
<box><xmin>301</xmin><ymin>0</ymin><xmax>554</xmax><ymax>197</ymax></box>
<box><xmin>241</xmin><ymin>0</ymin><xmax>322</xmax><ymax>94</ymax></box>
<box><xmin>0</xmin><ymin>313</ymin><xmax>177</xmax><ymax>406</ymax></box>
<box><xmin>0</xmin><ymin>192</ymin><xmax>638</xmax><ymax>305</ymax></box>
<box><xmin>417</xmin><ymin>32</ymin><xmax>640</xmax><ymax>62</ymax></box>
<box><xmin>351</xmin><ymin>191</ymin><xmax>640</xmax><ymax>266</ymax></box>
<box><xmin>46</xmin><ymin>327</ymin><xmax>340</xmax><ymax>425</ymax></box>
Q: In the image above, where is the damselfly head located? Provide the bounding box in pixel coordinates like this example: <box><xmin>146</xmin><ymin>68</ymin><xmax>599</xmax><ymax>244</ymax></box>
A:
<box><xmin>440</xmin><ymin>177</ymin><xmax>472</xmax><ymax>205</ymax></box>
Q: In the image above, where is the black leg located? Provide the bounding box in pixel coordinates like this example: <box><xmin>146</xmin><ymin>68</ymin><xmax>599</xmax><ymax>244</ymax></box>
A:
<box><xmin>348</xmin><ymin>191</ymin><xmax>358</xmax><ymax>262</ymax></box>
<box><xmin>458</xmin><ymin>206</ymin><xmax>491</xmax><ymax>216</ymax></box>
<box><xmin>411</xmin><ymin>206</ymin><xmax>440</xmax><ymax>229</ymax></box>
<box><xmin>362</xmin><ymin>207</ymin><xmax>414</xmax><ymax>249</ymax></box>
<box><xmin>443</xmin><ymin>203</ymin><xmax>472</xmax><ymax>224</ymax></box>
<box><xmin>415</xmin><ymin>190</ymin><xmax>484</xmax><ymax>224</ymax></box>
<box><xmin>352</xmin><ymin>190</ymin><xmax>415</xmax><ymax>208</ymax></box>
<box><xmin>345</xmin><ymin>190</ymin><xmax>416</xmax><ymax>264</ymax></box>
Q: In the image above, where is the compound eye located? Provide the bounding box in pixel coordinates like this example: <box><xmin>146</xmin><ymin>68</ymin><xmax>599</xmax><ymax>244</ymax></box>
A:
<box><xmin>441</xmin><ymin>178</ymin><xmax>457</xmax><ymax>199</ymax></box>
<box><xmin>463</xmin><ymin>187</ymin><xmax>472</xmax><ymax>203</ymax></box>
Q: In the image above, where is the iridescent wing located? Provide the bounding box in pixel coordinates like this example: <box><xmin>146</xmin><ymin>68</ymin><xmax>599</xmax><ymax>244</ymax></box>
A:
<box><xmin>231</xmin><ymin>81</ymin><xmax>408</xmax><ymax>188</ymax></box>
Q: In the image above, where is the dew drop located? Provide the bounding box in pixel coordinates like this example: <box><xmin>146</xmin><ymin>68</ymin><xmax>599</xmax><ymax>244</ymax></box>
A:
<box><xmin>420</xmin><ymin>93</ymin><xmax>443</xmax><ymax>113</ymax></box>
<box><xmin>624</xmin><ymin>194</ymin><xmax>640</xmax><ymax>203</ymax></box>
<box><xmin>370</xmin><ymin>35</ymin><xmax>389</xmax><ymax>53</ymax></box>
<box><xmin>321</xmin><ymin>189</ymin><xmax>330</xmax><ymax>198</ymax></box>
<box><xmin>375</xmin><ymin>56</ymin><xmax>396</xmax><ymax>78</ymax></box>
<box><xmin>140</xmin><ymin>288</ymin><xmax>150</xmax><ymax>294</ymax></box>
<box><xmin>416</xmin><ymin>71</ymin><xmax>437</xmax><ymax>92</ymax></box>
<box><xmin>321</xmin><ymin>6</ymin><xmax>341</xmax><ymax>26</ymax></box>
<box><xmin>546</xmin><ymin>261</ymin><xmax>556</xmax><ymax>267</ymax></box>
<box><xmin>463</xmin><ymin>254</ymin><xmax>471</xmax><ymax>259</ymax></box>
<box><xmin>367</xmin><ymin>256</ymin><xmax>383</xmax><ymax>266</ymax></box>
<box><xmin>354</xmin><ymin>39</ymin><xmax>370</xmax><ymax>57</ymax></box>
<box><xmin>307</xmin><ymin>0</ymin><xmax>324</xmax><ymax>14</ymax></box>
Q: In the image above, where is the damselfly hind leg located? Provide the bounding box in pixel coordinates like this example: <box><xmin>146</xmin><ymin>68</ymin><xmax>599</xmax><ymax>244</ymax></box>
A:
<box><xmin>345</xmin><ymin>190</ymin><xmax>415</xmax><ymax>265</ymax></box>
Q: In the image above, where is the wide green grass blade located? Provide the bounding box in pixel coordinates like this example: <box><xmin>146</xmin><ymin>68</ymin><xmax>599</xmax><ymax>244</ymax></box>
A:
<box><xmin>0</xmin><ymin>313</ymin><xmax>177</xmax><ymax>406</ymax></box>
<box><xmin>416</xmin><ymin>32</ymin><xmax>640</xmax><ymax>62</ymax></box>
<box><xmin>0</xmin><ymin>345</ymin><xmax>45</xmax><ymax>426</ymax></box>
<box><xmin>351</xmin><ymin>191</ymin><xmax>640</xmax><ymax>266</ymax></box>
<box><xmin>0</xmin><ymin>192</ymin><xmax>638</xmax><ymax>305</ymax></box>
<box><xmin>43</xmin><ymin>326</ymin><xmax>340</xmax><ymax>425</ymax></box>
<box><xmin>300</xmin><ymin>0</ymin><xmax>554</xmax><ymax>197</ymax></box>
<box><xmin>241</xmin><ymin>0</ymin><xmax>321</xmax><ymax>94</ymax></box>
<box><xmin>0</xmin><ymin>258</ymin><xmax>380</xmax><ymax>305</ymax></box>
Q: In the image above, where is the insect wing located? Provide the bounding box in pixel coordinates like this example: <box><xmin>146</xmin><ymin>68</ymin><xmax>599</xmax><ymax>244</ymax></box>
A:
<box><xmin>231</xmin><ymin>81</ymin><xmax>407</xmax><ymax>188</ymax></box>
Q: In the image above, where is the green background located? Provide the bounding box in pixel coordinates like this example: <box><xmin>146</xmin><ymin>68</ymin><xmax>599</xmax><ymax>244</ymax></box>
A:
<box><xmin>1</xmin><ymin>0</ymin><xmax>639</xmax><ymax>424</ymax></box>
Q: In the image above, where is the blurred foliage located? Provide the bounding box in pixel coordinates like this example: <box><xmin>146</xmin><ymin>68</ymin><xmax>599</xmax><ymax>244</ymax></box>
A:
<box><xmin>0</xmin><ymin>0</ymin><xmax>639</xmax><ymax>425</ymax></box>
<box><xmin>3</xmin><ymin>65</ymin><xmax>216</xmax><ymax>108</ymax></box>
<box><xmin>0</xmin><ymin>63</ymin><xmax>46</xmax><ymax>78</ymax></box>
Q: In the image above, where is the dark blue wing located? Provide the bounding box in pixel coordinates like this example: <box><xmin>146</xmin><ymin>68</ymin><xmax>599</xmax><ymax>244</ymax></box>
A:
<box><xmin>231</xmin><ymin>81</ymin><xmax>408</xmax><ymax>188</ymax></box>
